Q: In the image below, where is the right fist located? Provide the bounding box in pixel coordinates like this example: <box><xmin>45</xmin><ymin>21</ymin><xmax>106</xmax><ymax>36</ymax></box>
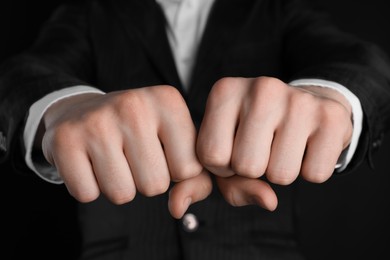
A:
<box><xmin>41</xmin><ymin>85</ymin><xmax>203</xmax><ymax>205</ymax></box>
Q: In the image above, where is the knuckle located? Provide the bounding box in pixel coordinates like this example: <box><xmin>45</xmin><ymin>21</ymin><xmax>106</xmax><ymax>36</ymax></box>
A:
<box><xmin>114</xmin><ymin>91</ymin><xmax>157</xmax><ymax>133</ymax></box>
<box><xmin>49</xmin><ymin>123</ymin><xmax>78</xmax><ymax>151</ymax></box>
<box><xmin>84</xmin><ymin>112</ymin><xmax>112</xmax><ymax>138</ymax></box>
<box><xmin>161</xmin><ymin>88</ymin><xmax>189</xmax><ymax>114</ymax></box>
<box><xmin>320</xmin><ymin>100</ymin><xmax>349</xmax><ymax>124</ymax></box>
<box><xmin>226</xmin><ymin>190</ymin><xmax>240</xmax><ymax>207</ymax></box>
<box><xmin>106</xmin><ymin>189</ymin><xmax>136</xmax><ymax>205</ymax></box>
<box><xmin>115</xmin><ymin>91</ymin><xmax>146</xmax><ymax>119</ymax></box>
<box><xmin>152</xmin><ymin>85</ymin><xmax>186</xmax><ymax>108</ymax></box>
<box><xmin>174</xmin><ymin>162</ymin><xmax>203</xmax><ymax>181</ymax></box>
<box><xmin>252</xmin><ymin>76</ymin><xmax>285</xmax><ymax>93</ymax></box>
<box><xmin>139</xmin><ymin>179</ymin><xmax>170</xmax><ymax>197</ymax></box>
<box><xmin>290</xmin><ymin>90</ymin><xmax>317</xmax><ymax>112</ymax></box>
<box><xmin>231</xmin><ymin>159</ymin><xmax>263</xmax><ymax>178</ymax></box>
<box><xmin>253</xmin><ymin>76</ymin><xmax>276</xmax><ymax>87</ymax></box>
<box><xmin>248</xmin><ymin>77</ymin><xmax>288</xmax><ymax>111</ymax></box>
<box><xmin>210</xmin><ymin>77</ymin><xmax>241</xmax><ymax>99</ymax></box>
<box><xmin>283</xmin><ymin>92</ymin><xmax>319</xmax><ymax>125</ymax></box>
<box><xmin>301</xmin><ymin>170</ymin><xmax>332</xmax><ymax>183</ymax></box>
<box><xmin>266</xmin><ymin>167</ymin><xmax>296</xmax><ymax>185</ymax></box>
<box><xmin>156</xmin><ymin>84</ymin><xmax>182</xmax><ymax>97</ymax></box>
<box><xmin>198</xmin><ymin>149</ymin><xmax>230</xmax><ymax>170</ymax></box>
<box><xmin>71</xmin><ymin>189</ymin><xmax>100</xmax><ymax>203</ymax></box>
<box><xmin>318</xmin><ymin>103</ymin><xmax>352</xmax><ymax>139</ymax></box>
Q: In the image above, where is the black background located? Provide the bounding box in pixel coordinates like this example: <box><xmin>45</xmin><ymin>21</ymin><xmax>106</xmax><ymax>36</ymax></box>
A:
<box><xmin>1</xmin><ymin>0</ymin><xmax>389</xmax><ymax>259</ymax></box>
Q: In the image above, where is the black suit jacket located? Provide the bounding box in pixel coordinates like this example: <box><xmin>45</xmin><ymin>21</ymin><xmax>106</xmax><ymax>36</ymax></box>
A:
<box><xmin>1</xmin><ymin>0</ymin><xmax>390</xmax><ymax>259</ymax></box>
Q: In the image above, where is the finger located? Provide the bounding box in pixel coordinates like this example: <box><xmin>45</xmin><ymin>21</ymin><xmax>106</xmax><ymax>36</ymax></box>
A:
<box><xmin>168</xmin><ymin>169</ymin><xmax>212</xmax><ymax>219</ymax></box>
<box><xmin>197</xmin><ymin>78</ymin><xmax>244</xmax><ymax>177</ymax></box>
<box><xmin>301</xmin><ymin>128</ymin><xmax>346</xmax><ymax>183</ymax></box>
<box><xmin>266</xmin><ymin>116</ymin><xmax>311</xmax><ymax>185</ymax></box>
<box><xmin>51</xmin><ymin>148</ymin><xmax>100</xmax><ymax>203</ymax></box>
<box><xmin>158</xmin><ymin>104</ymin><xmax>203</xmax><ymax>182</ymax></box>
<box><xmin>301</xmin><ymin>101</ymin><xmax>353</xmax><ymax>183</ymax></box>
<box><xmin>216</xmin><ymin>175</ymin><xmax>278</xmax><ymax>211</ymax></box>
<box><xmin>125</xmin><ymin>129</ymin><xmax>171</xmax><ymax>197</ymax></box>
<box><xmin>231</xmin><ymin>107</ymin><xmax>275</xmax><ymax>179</ymax></box>
<box><xmin>88</xmin><ymin>139</ymin><xmax>136</xmax><ymax>205</ymax></box>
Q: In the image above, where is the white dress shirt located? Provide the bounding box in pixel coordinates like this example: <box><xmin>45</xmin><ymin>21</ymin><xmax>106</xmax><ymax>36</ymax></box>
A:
<box><xmin>24</xmin><ymin>0</ymin><xmax>362</xmax><ymax>183</ymax></box>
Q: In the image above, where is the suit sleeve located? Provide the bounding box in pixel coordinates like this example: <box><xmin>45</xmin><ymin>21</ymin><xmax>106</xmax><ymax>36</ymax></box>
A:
<box><xmin>0</xmin><ymin>2</ymin><xmax>94</xmax><ymax>172</ymax></box>
<box><xmin>281</xmin><ymin>0</ymin><xmax>390</xmax><ymax>173</ymax></box>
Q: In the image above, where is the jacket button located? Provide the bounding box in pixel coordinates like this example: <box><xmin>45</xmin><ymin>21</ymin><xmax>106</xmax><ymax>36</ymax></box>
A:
<box><xmin>372</xmin><ymin>139</ymin><xmax>382</xmax><ymax>148</ymax></box>
<box><xmin>372</xmin><ymin>133</ymin><xmax>384</xmax><ymax>149</ymax></box>
<box><xmin>182</xmin><ymin>213</ymin><xmax>198</xmax><ymax>232</ymax></box>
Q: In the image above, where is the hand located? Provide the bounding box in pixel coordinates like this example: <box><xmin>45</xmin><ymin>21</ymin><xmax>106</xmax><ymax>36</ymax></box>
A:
<box><xmin>197</xmin><ymin>76</ymin><xmax>353</xmax><ymax>208</ymax></box>
<box><xmin>168</xmin><ymin>169</ymin><xmax>278</xmax><ymax>218</ymax></box>
<box><xmin>41</xmin><ymin>86</ymin><xmax>203</xmax><ymax>208</ymax></box>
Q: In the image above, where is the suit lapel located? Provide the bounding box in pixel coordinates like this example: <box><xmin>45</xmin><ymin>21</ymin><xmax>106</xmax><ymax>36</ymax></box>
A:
<box><xmin>188</xmin><ymin>0</ymin><xmax>257</xmax><ymax>98</ymax></box>
<box><xmin>111</xmin><ymin>0</ymin><xmax>256</xmax><ymax>99</ymax></box>
<box><xmin>112</xmin><ymin>0</ymin><xmax>183</xmax><ymax>91</ymax></box>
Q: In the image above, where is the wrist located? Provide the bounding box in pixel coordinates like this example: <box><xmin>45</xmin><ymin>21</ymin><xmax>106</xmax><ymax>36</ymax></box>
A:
<box><xmin>36</xmin><ymin>93</ymin><xmax>104</xmax><ymax>150</ymax></box>
<box><xmin>293</xmin><ymin>85</ymin><xmax>352</xmax><ymax>117</ymax></box>
<box><xmin>43</xmin><ymin>92</ymin><xmax>104</xmax><ymax>128</ymax></box>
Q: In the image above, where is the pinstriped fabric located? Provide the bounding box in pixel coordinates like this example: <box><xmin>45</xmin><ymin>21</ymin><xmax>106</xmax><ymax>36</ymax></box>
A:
<box><xmin>79</xmin><ymin>193</ymin><xmax>182</xmax><ymax>260</ymax></box>
<box><xmin>177</xmin><ymin>186</ymin><xmax>305</xmax><ymax>260</ymax></box>
<box><xmin>78</xmin><ymin>185</ymin><xmax>304</xmax><ymax>260</ymax></box>
<box><xmin>123</xmin><ymin>193</ymin><xmax>182</xmax><ymax>260</ymax></box>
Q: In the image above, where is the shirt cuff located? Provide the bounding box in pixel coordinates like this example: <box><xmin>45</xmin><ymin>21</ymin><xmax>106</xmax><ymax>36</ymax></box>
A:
<box><xmin>24</xmin><ymin>85</ymin><xmax>105</xmax><ymax>184</ymax></box>
<box><xmin>289</xmin><ymin>78</ymin><xmax>363</xmax><ymax>172</ymax></box>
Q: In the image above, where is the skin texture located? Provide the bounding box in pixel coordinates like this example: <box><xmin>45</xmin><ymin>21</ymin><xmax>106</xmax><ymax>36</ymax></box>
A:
<box><xmin>40</xmin><ymin>76</ymin><xmax>353</xmax><ymax>219</ymax></box>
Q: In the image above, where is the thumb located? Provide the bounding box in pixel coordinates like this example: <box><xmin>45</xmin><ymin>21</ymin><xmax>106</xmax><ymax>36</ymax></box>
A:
<box><xmin>216</xmin><ymin>175</ymin><xmax>278</xmax><ymax>211</ymax></box>
<box><xmin>168</xmin><ymin>169</ymin><xmax>213</xmax><ymax>219</ymax></box>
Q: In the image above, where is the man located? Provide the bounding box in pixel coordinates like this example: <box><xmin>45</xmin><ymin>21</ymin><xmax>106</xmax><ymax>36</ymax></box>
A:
<box><xmin>1</xmin><ymin>0</ymin><xmax>389</xmax><ymax>259</ymax></box>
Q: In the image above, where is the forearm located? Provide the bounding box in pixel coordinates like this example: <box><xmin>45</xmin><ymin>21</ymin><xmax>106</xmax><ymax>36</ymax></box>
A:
<box><xmin>0</xmin><ymin>1</ymin><xmax>93</xmax><ymax>165</ymax></box>
<box><xmin>282</xmin><ymin>0</ymin><xmax>390</xmax><ymax>171</ymax></box>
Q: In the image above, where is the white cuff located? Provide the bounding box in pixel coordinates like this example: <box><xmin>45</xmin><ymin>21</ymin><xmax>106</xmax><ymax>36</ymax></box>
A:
<box><xmin>24</xmin><ymin>85</ymin><xmax>105</xmax><ymax>184</ymax></box>
<box><xmin>289</xmin><ymin>79</ymin><xmax>363</xmax><ymax>172</ymax></box>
